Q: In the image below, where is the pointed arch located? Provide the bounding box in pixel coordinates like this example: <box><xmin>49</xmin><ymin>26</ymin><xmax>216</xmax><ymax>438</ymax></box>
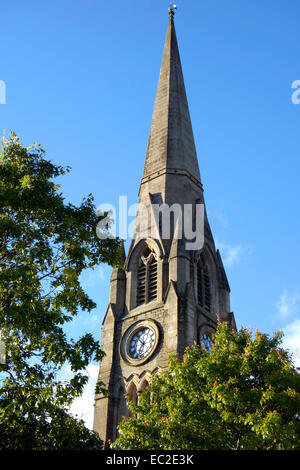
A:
<box><xmin>196</xmin><ymin>246</ymin><xmax>219</xmax><ymax>315</ymax></box>
<box><xmin>137</xmin><ymin>378</ymin><xmax>150</xmax><ymax>405</ymax></box>
<box><xmin>136</xmin><ymin>246</ymin><xmax>158</xmax><ymax>306</ymax></box>
<box><xmin>127</xmin><ymin>381</ymin><xmax>138</xmax><ymax>418</ymax></box>
<box><xmin>126</xmin><ymin>238</ymin><xmax>163</xmax><ymax>272</ymax></box>
<box><xmin>127</xmin><ymin>381</ymin><xmax>138</xmax><ymax>405</ymax></box>
<box><xmin>127</xmin><ymin>239</ymin><xmax>161</xmax><ymax>308</ymax></box>
<box><xmin>139</xmin><ymin>378</ymin><xmax>149</xmax><ymax>394</ymax></box>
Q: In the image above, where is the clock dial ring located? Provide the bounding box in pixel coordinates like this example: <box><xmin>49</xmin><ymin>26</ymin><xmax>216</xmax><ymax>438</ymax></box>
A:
<box><xmin>129</xmin><ymin>327</ymin><xmax>156</xmax><ymax>359</ymax></box>
<box><xmin>121</xmin><ymin>320</ymin><xmax>160</xmax><ymax>365</ymax></box>
<box><xmin>200</xmin><ymin>332</ymin><xmax>214</xmax><ymax>353</ymax></box>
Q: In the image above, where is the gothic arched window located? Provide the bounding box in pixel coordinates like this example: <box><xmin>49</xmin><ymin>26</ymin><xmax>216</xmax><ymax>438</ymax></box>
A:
<box><xmin>136</xmin><ymin>248</ymin><xmax>158</xmax><ymax>306</ymax></box>
<box><xmin>127</xmin><ymin>382</ymin><xmax>138</xmax><ymax>418</ymax></box>
<box><xmin>197</xmin><ymin>255</ymin><xmax>211</xmax><ymax>311</ymax></box>
<box><xmin>140</xmin><ymin>379</ymin><xmax>149</xmax><ymax>393</ymax></box>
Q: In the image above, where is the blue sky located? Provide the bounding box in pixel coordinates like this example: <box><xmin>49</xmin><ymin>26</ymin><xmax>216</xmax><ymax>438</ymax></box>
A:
<box><xmin>1</xmin><ymin>0</ymin><xmax>300</xmax><ymax>426</ymax></box>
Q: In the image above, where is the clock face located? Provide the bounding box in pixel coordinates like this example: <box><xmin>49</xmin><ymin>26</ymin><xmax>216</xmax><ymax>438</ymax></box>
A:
<box><xmin>201</xmin><ymin>333</ymin><xmax>213</xmax><ymax>353</ymax></box>
<box><xmin>129</xmin><ymin>328</ymin><xmax>156</xmax><ymax>360</ymax></box>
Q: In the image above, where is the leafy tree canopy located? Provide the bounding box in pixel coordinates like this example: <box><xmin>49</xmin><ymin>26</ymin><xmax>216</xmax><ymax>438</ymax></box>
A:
<box><xmin>0</xmin><ymin>133</ymin><xmax>122</xmax><ymax>449</ymax></box>
<box><xmin>114</xmin><ymin>322</ymin><xmax>300</xmax><ymax>450</ymax></box>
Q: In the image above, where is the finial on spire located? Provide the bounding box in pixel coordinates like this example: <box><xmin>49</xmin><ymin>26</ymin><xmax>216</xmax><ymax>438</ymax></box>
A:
<box><xmin>168</xmin><ymin>2</ymin><xmax>177</xmax><ymax>18</ymax></box>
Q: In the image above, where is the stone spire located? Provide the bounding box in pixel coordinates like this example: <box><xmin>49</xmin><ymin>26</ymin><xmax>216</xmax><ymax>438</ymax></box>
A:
<box><xmin>141</xmin><ymin>11</ymin><xmax>201</xmax><ymax>186</ymax></box>
<box><xmin>93</xmin><ymin>10</ymin><xmax>235</xmax><ymax>446</ymax></box>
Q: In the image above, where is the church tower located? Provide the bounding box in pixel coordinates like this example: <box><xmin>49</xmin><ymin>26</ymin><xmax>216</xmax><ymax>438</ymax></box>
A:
<box><xmin>93</xmin><ymin>9</ymin><xmax>236</xmax><ymax>444</ymax></box>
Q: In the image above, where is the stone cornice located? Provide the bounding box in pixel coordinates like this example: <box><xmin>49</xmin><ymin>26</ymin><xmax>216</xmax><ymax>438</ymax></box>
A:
<box><xmin>139</xmin><ymin>167</ymin><xmax>203</xmax><ymax>195</ymax></box>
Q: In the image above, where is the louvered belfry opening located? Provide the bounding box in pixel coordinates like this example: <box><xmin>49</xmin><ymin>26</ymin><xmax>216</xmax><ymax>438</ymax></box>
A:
<box><xmin>137</xmin><ymin>263</ymin><xmax>146</xmax><ymax>306</ymax></box>
<box><xmin>197</xmin><ymin>262</ymin><xmax>203</xmax><ymax>306</ymax></box>
<box><xmin>197</xmin><ymin>255</ymin><xmax>211</xmax><ymax>312</ymax></box>
<box><xmin>148</xmin><ymin>258</ymin><xmax>158</xmax><ymax>301</ymax></box>
<box><xmin>136</xmin><ymin>247</ymin><xmax>158</xmax><ymax>306</ymax></box>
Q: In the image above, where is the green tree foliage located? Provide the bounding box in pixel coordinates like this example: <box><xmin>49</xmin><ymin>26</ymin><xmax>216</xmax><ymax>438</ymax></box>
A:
<box><xmin>0</xmin><ymin>133</ymin><xmax>122</xmax><ymax>449</ymax></box>
<box><xmin>114</xmin><ymin>322</ymin><xmax>300</xmax><ymax>450</ymax></box>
